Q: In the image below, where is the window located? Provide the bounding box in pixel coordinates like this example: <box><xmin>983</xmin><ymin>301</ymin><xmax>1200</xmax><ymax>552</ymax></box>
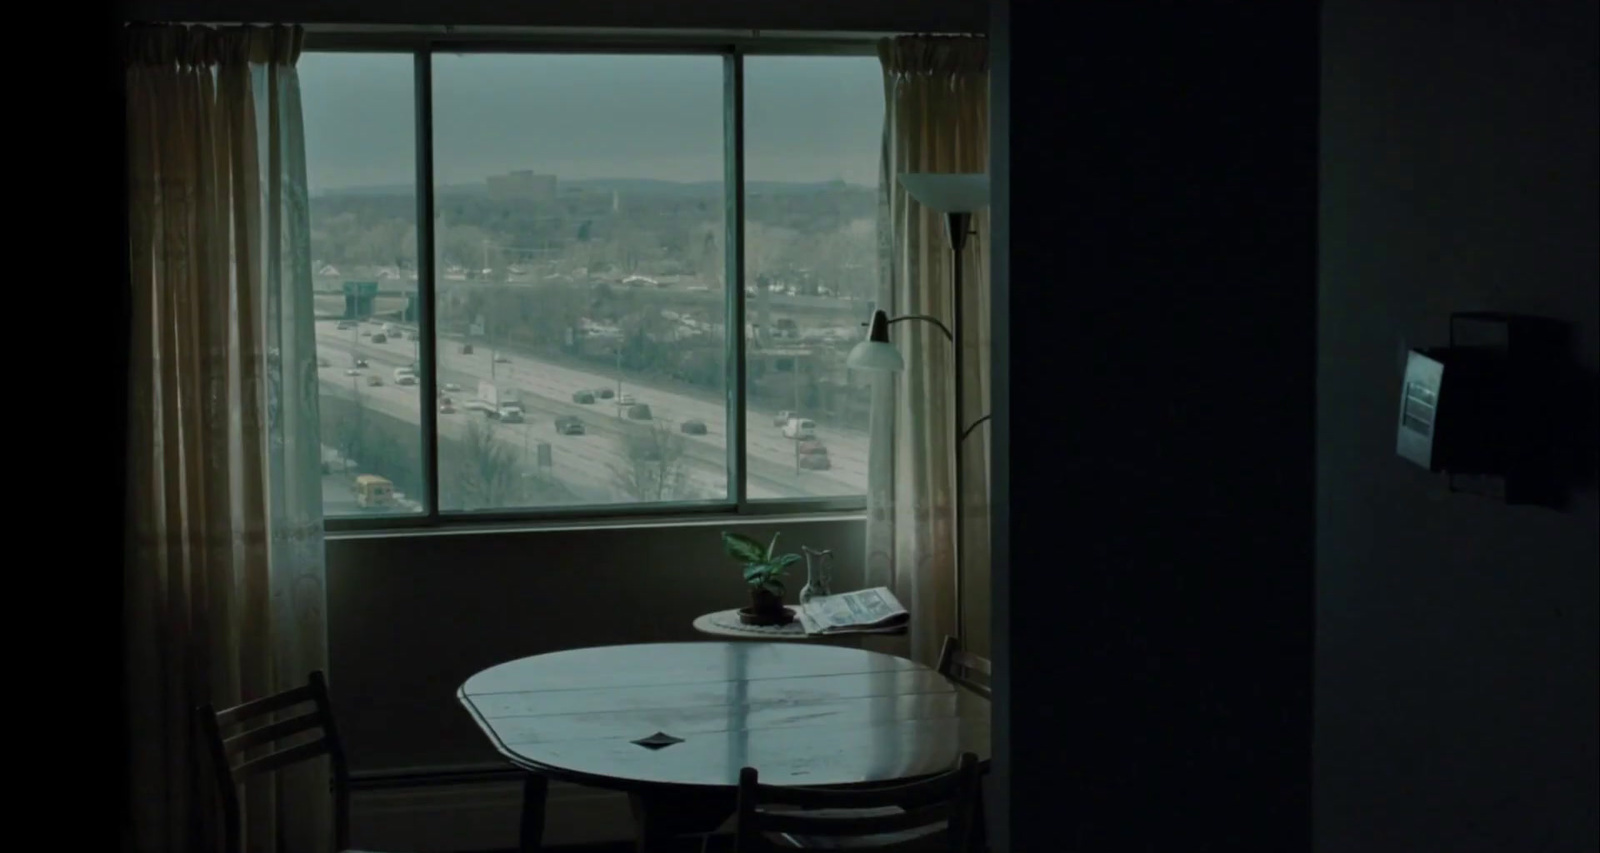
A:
<box><xmin>302</xmin><ymin>52</ymin><xmax>425</xmax><ymax>516</ymax></box>
<box><xmin>743</xmin><ymin>56</ymin><xmax>881</xmax><ymax>500</ymax></box>
<box><xmin>301</xmin><ymin>41</ymin><xmax>884</xmax><ymax>525</ymax></box>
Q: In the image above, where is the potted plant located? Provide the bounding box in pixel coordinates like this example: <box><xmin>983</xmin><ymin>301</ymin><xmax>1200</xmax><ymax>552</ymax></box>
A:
<box><xmin>722</xmin><ymin>531</ymin><xmax>802</xmax><ymax>626</ymax></box>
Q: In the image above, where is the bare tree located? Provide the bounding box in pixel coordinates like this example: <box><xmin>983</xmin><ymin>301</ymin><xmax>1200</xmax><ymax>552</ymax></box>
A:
<box><xmin>332</xmin><ymin>394</ymin><xmax>368</xmax><ymax>474</ymax></box>
<box><xmin>611</xmin><ymin>422</ymin><xmax>694</xmax><ymax>502</ymax></box>
<box><xmin>453</xmin><ymin>418</ymin><xmax>518</xmax><ymax>509</ymax></box>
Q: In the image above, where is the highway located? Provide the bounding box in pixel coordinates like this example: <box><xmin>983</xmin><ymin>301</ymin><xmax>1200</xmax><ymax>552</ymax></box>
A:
<box><xmin>314</xmin><ymin>317</ymin><xmax>870</xmax><ymax>508</ymax></box>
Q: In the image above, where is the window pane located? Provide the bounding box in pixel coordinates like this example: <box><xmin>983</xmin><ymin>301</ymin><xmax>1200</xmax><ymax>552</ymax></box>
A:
<box><xmin>302</xmin><ymin>53</ymin><xmax>425</xmax><ymax>517</ymax></box>
<box><xmin>743</xmin><ymin>57</ymin><xmax>881</xmax><ymax>499</ymax></box>
<box><xmin>431</xmin><ymin>54</ymin><xmax>728</xmax><ymax>512</ymax></box>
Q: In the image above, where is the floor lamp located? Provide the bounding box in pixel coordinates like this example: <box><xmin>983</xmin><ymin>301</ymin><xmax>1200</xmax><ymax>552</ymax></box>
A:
<box><xmin>848</xmin><ymin>172</ymin><xmax>991</xmax><ymax>647</ymax></box>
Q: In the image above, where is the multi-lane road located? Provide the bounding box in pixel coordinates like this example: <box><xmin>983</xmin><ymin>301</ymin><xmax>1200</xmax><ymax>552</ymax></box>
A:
<box><xmin>315</xmin><ymin>317</ymin><xmax>870</xmax><ymax>508</ymax></box>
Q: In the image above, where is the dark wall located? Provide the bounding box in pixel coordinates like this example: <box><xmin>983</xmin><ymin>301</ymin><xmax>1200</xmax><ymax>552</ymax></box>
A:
<box><xmin>1317</xmin><ymin>2</ymin><xmax>1599</xmax><ymax>850</ymax></box>
<box><xmin>122</xmin><ymin>0</ymin><xmax>985</xmax><ymax>33</ymax></box>
<box><xmin>993</xmin><ymin>3</ymin><xmax>1318</xmax><ymax>851</ymax></box>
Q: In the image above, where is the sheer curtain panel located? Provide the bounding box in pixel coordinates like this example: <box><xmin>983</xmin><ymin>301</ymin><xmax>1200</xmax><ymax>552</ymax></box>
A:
<box><xmin>865</xmin><ymin>36</ymin><xmax>991</xmax><ymax>666</ymax></box>
<box><xmin>124</xmin><ymin>24</ymin><xmax>330</xmax><ymax>853</ymax></box>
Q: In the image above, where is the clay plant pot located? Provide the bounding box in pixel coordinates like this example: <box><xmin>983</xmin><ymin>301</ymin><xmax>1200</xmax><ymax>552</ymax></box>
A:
<box><xmin>740</xmin><ymin>587</ymin><xmax>791</xmax><ymax>626</ymax></box>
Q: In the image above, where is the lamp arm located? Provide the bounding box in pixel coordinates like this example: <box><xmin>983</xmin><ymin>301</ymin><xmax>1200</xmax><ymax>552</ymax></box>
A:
<box><xmin>885</xmin><ymin>313</ymin><xmax>954</xmax><ymax>342</ymax></box>
<box><xmin>959</xmin><ymin>413</ymin><xmax>992</xmax><ymax>443</ymax></box>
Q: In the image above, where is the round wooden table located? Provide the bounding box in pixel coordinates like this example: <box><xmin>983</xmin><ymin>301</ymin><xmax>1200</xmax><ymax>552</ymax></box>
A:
<box><xmin>459</xmin><ymin>641</ymin><xmax>989</xmax><ymax>851</ymax></box>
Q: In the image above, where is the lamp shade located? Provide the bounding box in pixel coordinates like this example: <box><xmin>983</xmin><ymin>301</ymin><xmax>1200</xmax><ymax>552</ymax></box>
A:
<box><xmin>898</xmin><ymin>173</ymin><xmax>990</xmax><ymax>213</ymax></box>
<box><xmin>846</xmin><ymin>310</ymin><xmax>906</xmax><ymax>372</ymax></box>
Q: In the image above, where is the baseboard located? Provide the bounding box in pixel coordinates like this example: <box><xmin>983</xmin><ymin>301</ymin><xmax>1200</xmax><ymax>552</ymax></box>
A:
<box><xmin>351</xmin><ymin>775</ymin><xmax>635</xmax><ymax>851</ymax></box>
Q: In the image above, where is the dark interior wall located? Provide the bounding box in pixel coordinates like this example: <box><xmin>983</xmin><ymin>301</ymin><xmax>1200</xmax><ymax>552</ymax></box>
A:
<box><xmin>121</xmin><ymin>0</ymin><xmax>985</xmax><ymax>33</ymax></box>
<box><xmin>994</xmin><ymin>4</ymin><xmax>1318</xmax><ymax>851</ymax></box>
<box><xmin>1317</xmin><ymin>2</ymin><xmax>1599</xmax><ymax>851</ymax></box>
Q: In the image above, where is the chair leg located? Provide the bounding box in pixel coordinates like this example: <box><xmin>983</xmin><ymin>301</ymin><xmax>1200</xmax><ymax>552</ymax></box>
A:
<box><xmin>520</xmin><ymin>771</ymin><xmax>549</xmax><ymax>852</ymax></box>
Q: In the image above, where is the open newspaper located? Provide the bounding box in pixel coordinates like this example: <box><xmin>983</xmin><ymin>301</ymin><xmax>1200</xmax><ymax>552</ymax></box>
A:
<box><xmin>795</xmin><ymin>587</ymin><xmax>909</xmax><ymax>635</ymax></box>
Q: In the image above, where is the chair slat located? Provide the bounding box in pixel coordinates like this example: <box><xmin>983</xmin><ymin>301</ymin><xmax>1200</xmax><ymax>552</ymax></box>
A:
<box><xmin>215</xmin><ymin>683</ymin><xmax>316</xmax><ymax>728</ymax></box>
<box><xmin>752</xmin><ymin>774</ymin><xmax>969</xmax><ymax>811</ymax></box>
<box><xmin>954</xmin><ymin>650</ymin><xmax>991</xmax><ymax>675</ymax></box>
<box><xmin>936</xmin><ymin>636</ymin><xmax>991</xmax><ymax>700</ymax></box>
<box><xmin>756</xmin><ymin>802</ymin><xmax>953</xmax><ymax>836</ymax></box>
<box><xmin>778</xmin><ymin>826</ymin><xmax>947</xmax><ymax>851</ymax></box>
<box><xmin>233</xmin><ymin>736</ymin><xmax>331</xmax><ymax>779</ymax></box>
<box><xmin>735</xmin><ymin>753</ymin><xmax>983</xmax><ymax>852</ymax></box>
<box><xmin>224</xmin><ymin>711</ymin><xmax>324</xmax><ymax>755</ymax></box>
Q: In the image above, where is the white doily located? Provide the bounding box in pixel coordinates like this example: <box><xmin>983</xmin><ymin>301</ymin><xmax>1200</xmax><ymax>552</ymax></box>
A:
<box><xmin>702</xmin><ymin>608</ymin><xmax>807</xmax><ymax>635</ymax></box>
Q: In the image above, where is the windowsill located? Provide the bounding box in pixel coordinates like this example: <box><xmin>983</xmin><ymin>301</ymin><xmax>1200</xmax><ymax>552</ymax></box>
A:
<box><xmin>325</xmin><ymin>507</ymin><xmax>866</xmax><ymax>541</ymax></box>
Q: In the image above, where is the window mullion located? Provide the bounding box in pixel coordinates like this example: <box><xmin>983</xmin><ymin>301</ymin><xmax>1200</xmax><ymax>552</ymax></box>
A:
<box><xmin>414</xmin><ymin>49</ymin><xmax>440</xmax><ymax>520</ymax></box>
<box><xmin>724</xmin><ymin>49</ymin><xmax>748</xmax><ymax>509</ymax></box>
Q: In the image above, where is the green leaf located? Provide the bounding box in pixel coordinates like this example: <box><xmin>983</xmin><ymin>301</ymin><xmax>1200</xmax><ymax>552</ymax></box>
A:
<box><xmin>770</xmin><ymin>553</ymin><xmax>802</xmax><ymax>570</ymax></box>
<box><xmin>762</xmin><ymin>579</ymin><xmax>786</xmax><ymax>596</ymax></box>
<box><xmin>766</xmin><ymin>531</ymin><xmax>782</xmax><ymax>560</ymax></box>
<box><xmin>743</xmin><ymin>564</ymin><xmax>773</xmax><ymax>583</ymax></box>
<box><xmin>722</xmin><ymin>532</ymin><xmax>768</xmax><ymax>564</ymax></box>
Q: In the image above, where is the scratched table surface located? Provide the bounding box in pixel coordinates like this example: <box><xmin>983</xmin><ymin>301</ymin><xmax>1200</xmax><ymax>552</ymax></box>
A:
<box><xmin>458</xmin><ymin>641</ymin><xmax>990</xmax><ymax>791</ymax></box>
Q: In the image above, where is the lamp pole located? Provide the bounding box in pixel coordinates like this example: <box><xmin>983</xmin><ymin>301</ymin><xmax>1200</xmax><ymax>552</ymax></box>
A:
<box><xmin>944</xmin><ymin>211</ymin><xmax>971</xmax><ymax>647</ymax></box>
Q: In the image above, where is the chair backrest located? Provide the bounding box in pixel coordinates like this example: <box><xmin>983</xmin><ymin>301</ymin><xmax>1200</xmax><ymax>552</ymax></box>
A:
<box><xmin>197</xmin><ymin>670</ymin><xmax>350</xmax><ymax>853</ymax></box>
<box><xmin>936</xmin><ymin>636</ymin><xmax>992</xmax><ymax>699</ymax></box>
<box><xmin>734</xmin><ymin>752</ymin><xmax>984</xmax><ymax>852</ymax></box>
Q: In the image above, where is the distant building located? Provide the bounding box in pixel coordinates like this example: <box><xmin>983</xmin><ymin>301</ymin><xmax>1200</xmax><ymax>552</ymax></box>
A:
<box><xmin>487</xmin><ymin>170</ymin><xmax>558</xmax><ymax>201</ymax></box>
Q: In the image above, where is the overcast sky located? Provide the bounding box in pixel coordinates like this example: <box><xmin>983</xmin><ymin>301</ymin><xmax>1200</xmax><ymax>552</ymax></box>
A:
<box><xmin>299</xmin><ymin>52</ymin><xmax>884</xmax><ymax>190</ymax></box>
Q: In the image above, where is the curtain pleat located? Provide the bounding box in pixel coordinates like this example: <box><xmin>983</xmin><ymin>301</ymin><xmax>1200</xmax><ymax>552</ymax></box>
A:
<box><xmin>124</xmin><ymin>24</ymin><xmax>329</xmax><ymax>853</ymax></box>
<box><xmin>866</xmin><ymin>36</ymin><xmax>991</xmax><ymax>666</ymax></box>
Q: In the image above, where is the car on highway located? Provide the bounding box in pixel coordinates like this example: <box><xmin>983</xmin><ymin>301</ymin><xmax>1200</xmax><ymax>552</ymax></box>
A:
<box><xmin>317</xmin><ymin>357</ymin><xmax>331</xmax><ymax>367</ymax></box>
<box><xmin>554</xmin><ymin>416</ymin><xmax>585</xmax><ymax>435</ymax></box>
<box><xmin>494</xmin><ymin>354</ymin><xmax>511</xmax><ymax>364</ymax></box>
<box><xmin>353</xmin><ymin>357</ymin><xmax>368</xmax><ymax>368</ymax></box>
<box><xmin>774</xmin><ymin>410</ymin><xmax>800</xmax><ymax>427</ymax></box>
<box><xmin>344</xmin><ymin>368</ymin><xmax>361</xmax><ymax>377</ymax></box>
<box><xmin>626</xmin><ymin>404</ymin><xmax>653</xmax><ymax>421</ymax></box>
<box><xmin>496</xmin><ymin>407</ymin><xmax>525</xmax><ymax>424</ymax></box>
<box><xmin>798</xmin><ymin>440</ymin><xmax>828</xmax><ymax>457</ymax></box>
<box><xmin>571</xmin><ymin>390</ymin><xmax>595</xmax><ymax>404</ymax></box>
<box><xmin>782</xmin><ymin>418</ymin><xmax>817</xmax><ymax>440</ymax></box>
<box><xmin>366</xmin><ymin>375</ymin><xmax>383</xmax><ymax>387</ymax></box>
<box><xmin>680</xmin><ymin>419</ymin><xmax>708</xmax><ymax>435</ymax></box>
<box><xmin>442</xmin><ymin>382</ymin><xmax>461</xmax><ymax>392</ymax></box>
<box><xmin>438</xmin><ymin>401</ymin><xmax>456</xmax><ymax>414</ymax></box>
<box><xmin>460</xmin><ymin>344</ymin><xmax>474</xmax><ymax>355</ymax></box>
<box><xmin>336</xmin><ymin>320</ymin><xmax>355</xmax><ymax>330</ymax></box>
<box><xmin>594</xmin><ymin>387</ymin><xmax>615</xmax><ymax>400</ymax></box>
<box><xmin>361</xmin><ymin>330</ymin><xmax>372</xmax><ymax>337</ymax></box>
<box><xmin>371</xmin><ymin>333</ymin><xmax>388</xmax><ymax>344</ymax></box>
<box><xmin>798</xmin><ymin>452</ymin><xmax>832</xmax><ymax>471</ymax></box>
<box><xmin>393</xmin><ymin>368</ymin><xmax>416</xmax><ymax>385</ymax></box>
<box><xmin>616</xmin><ymin>393</ymin><xmax>636</xmax><ymax>406</ymax></box>
<box><xmin>438</xmin><ymin>395</ymin><xmax>453</xmax><ymax>406</ymax></box>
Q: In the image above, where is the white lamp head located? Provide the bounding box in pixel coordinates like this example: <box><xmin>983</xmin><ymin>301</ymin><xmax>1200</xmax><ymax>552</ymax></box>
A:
<box><xmin>846</xmin><ymin>310</ymin><xmax>906</xmax><ymax>372</ymax></box>
<box><xmin>898</xmin><ymin>173</ymin><xmax>990</xmax><ymax>213</ymax></box>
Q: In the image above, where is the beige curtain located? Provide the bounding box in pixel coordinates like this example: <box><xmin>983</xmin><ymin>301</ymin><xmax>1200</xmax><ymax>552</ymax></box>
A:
<box><xmin>124</xmin><ymin>24</ymin><xmax>330</xmax><ymax>853</ymax></box>
<box><xmin>866</xmin><ymin>36</ymin><xmax>991</xmax><ymax>666</ymax></box>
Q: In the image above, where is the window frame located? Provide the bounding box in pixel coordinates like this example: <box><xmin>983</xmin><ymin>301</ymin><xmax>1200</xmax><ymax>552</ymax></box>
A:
<box><xmin>308</xmin><ymin>30</ymin><xmax>882</xmax><ymax>533</ymax></box>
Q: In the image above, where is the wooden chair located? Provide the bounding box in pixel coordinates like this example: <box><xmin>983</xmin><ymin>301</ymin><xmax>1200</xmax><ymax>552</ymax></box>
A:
<box><xmin>732</xmin><ymin>752</ymin><xmax>985</xmax><ymax>852</ymax></box>
<box><xmin>935</xmin><ymin>638</ymin><xmax>993</xmax><ymax>849</ymax></box>
<box><xmin>935</xmin><ymin>636</ymin><xmax>991</xmax><ymax>700</ymax></box>
<box><xmin>198</xmin><ymin>671</ymin><xmax>396</xmax><ymax>853</ymax></box>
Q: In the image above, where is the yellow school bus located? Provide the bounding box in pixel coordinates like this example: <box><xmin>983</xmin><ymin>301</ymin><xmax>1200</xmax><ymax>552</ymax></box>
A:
<box><xmin>353</xmin><ymin>474</ymin><xmax>395</xmax><ymax>508</ymax></box>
